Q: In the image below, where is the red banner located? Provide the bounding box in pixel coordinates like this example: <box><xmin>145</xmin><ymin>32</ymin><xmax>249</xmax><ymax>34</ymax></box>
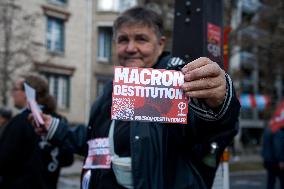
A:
<box><xmin>223</xmin><ymin>27</ymin><xmax>231</xmax><ymax>71</ymax></box>
<box><xmin>269</xmin><ymin>100</ymin><xmax>284</xmax><ymax>132</ymax></box>
<box><xmin>207</xmin><ymin>23</ymin><xmax>222</xmax><ymax>59</ymax></box>
<box><xmin>111</xmin><ymin>66</ymin><xmax>188</xmax><ymax>124</ymax></box>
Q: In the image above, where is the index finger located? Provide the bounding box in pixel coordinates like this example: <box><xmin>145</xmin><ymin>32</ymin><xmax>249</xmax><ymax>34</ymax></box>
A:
<box><xmin>181</xmin><ymin>57</ymin><xmax>212</xmax><ymax>73</ymax></box>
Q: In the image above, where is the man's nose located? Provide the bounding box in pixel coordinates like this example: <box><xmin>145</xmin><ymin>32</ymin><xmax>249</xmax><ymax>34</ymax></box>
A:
<box><xmin>126</xmin><ymin>41</ymin><xmax>137</xmax><ymax>52</ymax></box>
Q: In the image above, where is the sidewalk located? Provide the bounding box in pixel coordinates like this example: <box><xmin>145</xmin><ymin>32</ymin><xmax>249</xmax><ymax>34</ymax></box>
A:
<box><xmin>58</xmin><ymin>159</ymin><xmax>83</xmax><ymax>189</ymax></box>
<box><xmin>58</xmin><ymin>152</ymin><xmax>264</xmax><ymax>189</ymax></box>
<box><xmin>229</xmin><ymin>153</ymin><xmax>264</xmax><ymax>173</ymax></box>
<box><xmin>60</xmin><ymin>153</ymin><xmax>264</xmax><ymax>175</ymax></box>
<box><xmin>60</xmin><ymin>159</ymin><xmax>83</xmax><ymax>176</ymax></box>
<box><xmin>230</xmin><ymin>152</ymin><xmax>262</xmax><ymax>162</ymax></box>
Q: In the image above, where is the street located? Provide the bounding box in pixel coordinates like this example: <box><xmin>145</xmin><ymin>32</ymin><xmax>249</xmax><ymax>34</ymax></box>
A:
<box><xmin>58</xmin><ymin>160</ymin><xmax>81</xmax><ymax>189</ymax></box>
<box><xmin>230</xmin><ymin>171</ymin><xmax>266</xmax><ymax>189</ymax></box>
<box><xmin>58</xmin><ymin>163</ymin><xmax>274</xmax><ymax>189</ymax></box>
<box><xmin>58</xmin><ymin>177</ymin><xmax>80</xmax><ymax>189</ymax></box>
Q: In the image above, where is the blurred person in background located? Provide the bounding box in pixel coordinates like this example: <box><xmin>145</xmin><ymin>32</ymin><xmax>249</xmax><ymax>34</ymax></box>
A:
<box><xmin>262</xmin><ymin>126</ymin><xmax>284</xmax><ymax>189</ymax></box>
<box><xmin>40</xmin><ymin>91</ymin><xmax>74</xmax><ymax>189</ymax></box>
<box><xmin>0</xmin><ymin>107</ymin><xmax>12</xmax><ymax>138</ymax></box>
<box><xmin>0</xmin><ymin>73</ymin><xmax>73</xmax><ymax>189</ymax></box>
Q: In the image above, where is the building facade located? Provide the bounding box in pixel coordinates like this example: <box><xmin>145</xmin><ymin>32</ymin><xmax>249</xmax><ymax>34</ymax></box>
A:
<box><xmin>229</xmin><ymin>0</ymin><xmax>284</xmax><ymax>146</ymax></box>
<box><xmin>91</xmin><ymin>0</ymin><xmax>138</xmax><ymax>101</ymax></box>
<box><xmin>2</xmin><ymin>0</ymin><xmax>91</xmax><ymax>123</ymax></box>
<box><xmin>1</xmin><ymin>0</ymin><xmax>175</xmax><ymax>124</ymax></box>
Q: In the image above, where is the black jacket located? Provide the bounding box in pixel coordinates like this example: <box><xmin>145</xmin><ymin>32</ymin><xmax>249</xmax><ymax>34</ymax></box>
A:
<box><xmin>0</xmin><ymin>109</ymin><xmax>73</xmax><ymax>189</ymax></box>
<box><xmin>50</xmin><ymin>53</ymin><xmax>240</xmax><ymax>189</ymax></box>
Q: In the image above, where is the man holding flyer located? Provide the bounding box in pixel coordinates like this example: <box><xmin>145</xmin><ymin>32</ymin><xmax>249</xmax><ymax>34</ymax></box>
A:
<box><xmin>0</xmin><ymin>74</ymin><xmax>73</xmax><ymax>189</ymax></box>
<box><xmin>36</xmin><ymin>6</ymin><xmax>240</xmax><ymax>189</ymax></box>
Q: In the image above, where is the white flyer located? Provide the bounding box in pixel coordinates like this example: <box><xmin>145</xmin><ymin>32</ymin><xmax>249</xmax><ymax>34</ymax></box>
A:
<box><xmin>24</xmin><ymin>83</ymin><xmax>44</xmax><ymax>127</ymax></box>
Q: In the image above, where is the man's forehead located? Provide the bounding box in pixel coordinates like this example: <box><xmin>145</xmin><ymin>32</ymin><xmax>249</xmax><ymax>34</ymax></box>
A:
<box><xmin>117</xmin><ymin>25</ymin><xmax>155</xmax><ymax>36</ymax></box>
<box><xmin>117</xmin><ymin>23</ymin><xmax>154</xmax><ymax>33</ymax></box>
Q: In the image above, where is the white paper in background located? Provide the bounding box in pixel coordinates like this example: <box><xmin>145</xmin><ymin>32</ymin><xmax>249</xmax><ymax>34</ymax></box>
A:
<box><xmin>24</xmin><ymin>83</ymin><xmax>44</xmax><ymax>127</ymax></box>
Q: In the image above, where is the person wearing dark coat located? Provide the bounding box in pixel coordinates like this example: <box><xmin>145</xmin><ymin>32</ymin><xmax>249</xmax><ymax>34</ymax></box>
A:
<box><xmin>262</xmin><ymin>127</ymin><xmax>284</xmax><ymax>189</ymax></box>
<box><xmin>35</xmin><ymin>6</ymin><xmax>240</xmax><ymax>189</ymax></box>
<box><xmin>0</xmin><ymin>74</ymin><xmax>74</xmax><ymax>189</ymax></box>
<box><xmin>0</xmin><ymin>107</ymin><xmax>12</xmax><ymax>138</ymax></box>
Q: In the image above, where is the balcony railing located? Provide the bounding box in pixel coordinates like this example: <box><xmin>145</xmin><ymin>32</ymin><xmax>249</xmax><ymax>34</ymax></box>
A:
<box><xmin>241</xmin><ymin>0</ymin><xmax>261</xmax><ymax>14</ymax></box>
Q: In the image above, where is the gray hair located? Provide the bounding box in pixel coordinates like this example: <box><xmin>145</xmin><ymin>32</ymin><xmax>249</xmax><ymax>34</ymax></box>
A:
<box><xmin>113</xmin><ymin>6</ymin><xmax>164</xmax><ymax>39</ymax></box>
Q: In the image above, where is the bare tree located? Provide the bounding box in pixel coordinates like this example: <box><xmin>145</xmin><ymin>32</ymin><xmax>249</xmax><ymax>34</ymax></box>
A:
<box><xmin>0</xmin><ymin>0</ymin><xmax>40</xmax><ymax>105</ymax></box>
<box><xmin>249</xmin><ymin>1</ymin><xmax>284</xmax><ymax>105</ymax></box>
<box><xmin>228</xmin><ymin>0</ymin><xmax>284</xmax><ymax>118</ymax></box>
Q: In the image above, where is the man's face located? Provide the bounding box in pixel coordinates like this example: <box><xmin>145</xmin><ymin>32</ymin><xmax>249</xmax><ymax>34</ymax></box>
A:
<box><xmin>114</xmin><ymin>24</ymin><xmax>165</xmax><ymax>68</ymax></box>
<box><xmin>0</xmin><ymin>116</ymin><xmax>6</xmax><ymax>127</ymax></box>
<box><xmin>12</xmin><ymin>79</ymin><xmax>26</xmax><ymax>109</ymax></box>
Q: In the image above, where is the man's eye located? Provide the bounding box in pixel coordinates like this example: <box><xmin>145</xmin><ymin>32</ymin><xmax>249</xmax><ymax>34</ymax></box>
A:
<box><xmin>136</xmin><ymin>37</ymin><xmax>148</xmax><ymax>42</ymax></box>
<box><xmin>117</xmin><ymin>37</ymin><xmax>128</xmax><ymax>43</ymax></box>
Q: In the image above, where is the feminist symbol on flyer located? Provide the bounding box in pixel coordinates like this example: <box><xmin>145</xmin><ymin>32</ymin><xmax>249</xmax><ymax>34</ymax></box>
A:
<box><xmin>178</xmin><ymin>102</ymin><xmax>187</xmax><ymax>116</ymax></box>
<box><xmin>111</xmin><ymin>66</ymin><xmax>188</xmax><ymax>124</ymax></box>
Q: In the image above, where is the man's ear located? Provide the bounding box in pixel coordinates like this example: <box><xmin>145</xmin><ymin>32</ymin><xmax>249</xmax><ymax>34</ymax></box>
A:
<box><xmin>158</xmin><ymin>36</ymin><xmax>166</xmax><ymax>54</ymax></box>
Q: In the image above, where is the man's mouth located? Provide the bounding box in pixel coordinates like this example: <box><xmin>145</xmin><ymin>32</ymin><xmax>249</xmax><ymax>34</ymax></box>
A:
<box><xmin>124</xmin><ymin>57</ymin><xmax>142</xmax><ymax>63</ymax></box>
<box><xmin>125</xmin><ymin>57</ymin><xmax>141</xmax><ymax>60</ymax></box>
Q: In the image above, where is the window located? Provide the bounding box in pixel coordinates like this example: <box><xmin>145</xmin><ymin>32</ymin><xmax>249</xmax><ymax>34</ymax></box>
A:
<box><xmin>46</xmin><ymin>74</ymin><xmax>70</xmax><ymax>109</ymax></box>
<box><xmin>46</xmin><ymin>16</ymin><xmax>65</xmax><ymax>53</ymax></box>
<box><xmin>97</xmin><ymin>77</ymin><xmax>111</xmax><ymax>96</ymax></box>
<box><xmin>97</xmin><ymin>0</ymin><xmax>137</xmax><ymax>12</ymax></box>
<box><xmin>48</xmin><ymin>0</ymin><xmax>67</xmax><ymax>5</ymax></box>
<box><xmin>97</xmin><ymin>27</ymin><xmax>112</xmax><ymax>62</ymax></box>
<box><xmin>97</xmin><ymin>0</ymin><xmax>118</xmax><ymax>12</ymax></box>
<box><xmin>119</xmin><ymin>0</ymin><xmax>137</xmax><ymax>11</ymax></box>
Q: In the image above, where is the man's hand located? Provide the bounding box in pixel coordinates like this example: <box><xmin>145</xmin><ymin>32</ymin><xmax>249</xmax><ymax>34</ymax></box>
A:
<box><xmin>181</xmin><ymin>57</ymin><xmax>226</xmax><ymax>108</ymax></box>
<box><xmin>28</xmin><ymin>113</ymin><xmax>52</xmax><ymax>135</ymax></box>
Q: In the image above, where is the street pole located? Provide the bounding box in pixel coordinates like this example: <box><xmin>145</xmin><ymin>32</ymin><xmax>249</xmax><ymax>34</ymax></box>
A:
<box><xmin>172</xmin><ymin>0</ymin><xmax>224</xmax><ymax>67</ymax></box>
<box><xmin>275</xmin><ymin>72</ymin><xmax>283</xmax><ymax>103</ymax></box>
<box><xmin>252</xmin><ymin>46</ymin><xmax>259</xmax><ymax>120</ymax></box>
<box><xmin>172</xmin><ymin>1</ymin><xmax>229</xmax><ymax>189</ymax></box>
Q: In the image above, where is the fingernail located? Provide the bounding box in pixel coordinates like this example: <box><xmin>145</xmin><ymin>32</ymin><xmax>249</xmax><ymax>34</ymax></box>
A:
<box><xmin>181</xmin><ymin>67</ymin><xmax>188</xmax><ymax>73</ymax></box>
